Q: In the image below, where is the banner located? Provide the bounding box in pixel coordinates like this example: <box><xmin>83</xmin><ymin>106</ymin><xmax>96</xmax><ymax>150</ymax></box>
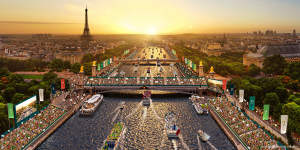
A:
<box><xmin>192</xmin><ymin>63</ymin><xmax>196</xmax><ymax>71</ymax></box>
<box><xmin>249</xmin><ymin>96</ymin><xmax>255</xmax><ymax>110</ymax></box>
<box><xmin>108</xmin><ymin>58</ymin><xmax>110</xmax><ymax>65</ymax></box>
<box><xmin>39</xmin><ymin>89</ymin><xmax>44</xmax><ymax>102</ymax></box>
<box><xmin>103</xmin><ymin>61</ymin><xmax>106</xmax><ymax>67</ymax></box>
<box><xmin>190</xmin><ymin>61</ymin><xmax>192</xmax><ymax>68</ymax></box>
<box><xmin>100</xmin><ymin>62</ymin><xmax>104</xmax><ymax>69</ymax></box>
<box><xmin>61</xmin><ymin>79</ymin><xmax>65</xmax><ymax>90</ymax></box>
<box><xmin>263</xmin><ymin>104</ymin><xmax>270</xmax><ymax>120</ymax></box>
<box><xmin>97</xmin><ymin>63</ymin><xmax>100</xmax><ymax>71</ymax></box>
<box><xmin>182</xmin><ymin>56</ymin><xmax>184</xmax><ymax>62</ymax></box>
<box><xmin>184</xmin><ymin>58</ymin><xmax>187</xmax><ymax>64</ymax></box>
<box><xmin>222</xmin><ymin>80</ymin><xmax>227</xmax><ymax>91</ymax></box>
<box><xmin>280</xmin><ymin>115</ymin><xmax>288</xmax><ymax>134</ymax></box>
<box><xmin>51</xmin><ymin>84</ymin><xmax>56</xmax><ymax>94</ymax></box>
<box><xmin>7</xmin><ymin>103</ymin><xmax>14</xmax><ymax>119</ymax></box>
<box><xmin>110</xmin><ymin>58</ymin><xmax>113</xmax><ymax>64</ymax></box>
<box><xmin>239</xmin><ymin>89</ymin><xmax>244</xmax><ymax>102</ymax></box>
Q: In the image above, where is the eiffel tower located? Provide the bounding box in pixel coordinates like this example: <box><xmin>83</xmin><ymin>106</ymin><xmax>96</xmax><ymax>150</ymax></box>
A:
<box><xmin>81</xmin><ymin>5</ymin><xmax>92</xmax><ymax>41</ymax></box>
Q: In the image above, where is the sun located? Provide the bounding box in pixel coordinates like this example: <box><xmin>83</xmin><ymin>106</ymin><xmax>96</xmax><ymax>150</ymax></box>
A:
<box><xmin>146</xmin><ymin>27</ymin><xmax>157</xmax><ymax>35</ymax></box>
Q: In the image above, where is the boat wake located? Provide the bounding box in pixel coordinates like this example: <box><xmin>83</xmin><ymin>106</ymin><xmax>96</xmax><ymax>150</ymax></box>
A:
<box><xmin>111</xmin><ymin>109</ymin><xmax>120</xmax><ymax>124</ymax></box>
<box><xmin>197</xmin><ymin>135</ymin><xmax>203</xmax><ymax>150</ymax></box>
<box><xmin>178</xmin><ymin>134</ymin><xmax>190</xmax><ymax>150</ymax></box>
<box><xmin>125</xmin><ymin>101</ymin><xmax>142</xmax><ymax>119</ymax></box>
<box><xmin>149</xmin><ymin>99</ymin><xmax>163</xmax><ymax>122</ymax></box>
<box><xmin>207</xmin><ymin>141</ymin><xmax>217</xmax><ymax>150</ymax></box>
<box><xmin>172</xmin><ymin>139</ymin><xmax>178</xmax><ymax>150</ymax></box>
<box><xmin>142</xmin><ymin>107</ymin><xmax>147</xmax><ymax>123</ymax></box>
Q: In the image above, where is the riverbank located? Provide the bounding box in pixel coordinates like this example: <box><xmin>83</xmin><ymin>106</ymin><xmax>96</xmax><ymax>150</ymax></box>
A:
<box><xmin>25</xmin><ymin>95</ymin><xmax>90</xmax><ymax>150</ymax></box>
<box><xmin>209</xmin><ymin>104</ymin><xmax>247</xmax><ymax>150</ymax></box>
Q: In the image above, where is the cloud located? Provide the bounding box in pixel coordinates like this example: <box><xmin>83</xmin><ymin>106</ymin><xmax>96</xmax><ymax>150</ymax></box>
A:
<box><xmin>0</xmin><ymin>21</ymin><xmax>80</xmax><ymax>24</ymax></box>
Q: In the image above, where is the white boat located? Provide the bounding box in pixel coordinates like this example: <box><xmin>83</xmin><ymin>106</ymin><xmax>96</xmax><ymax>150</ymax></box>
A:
<box><xmin>198</xmin><ymin>130</ymin><xmax>210</xmax><ymax>142</ymax></box>
<box><xmin>165</xmin><ymin>112</ymin><xmax>180</xmax><ymax>138</ymax></box>
<box><xmin>80</xmin><ymin>94</ymin><xmax>103</xmax><ymax>115</ymax></box>
<box><xmin>142</xmin><ymin>97</ymin><xmax>150</xmax><ymax>106</ymax></box>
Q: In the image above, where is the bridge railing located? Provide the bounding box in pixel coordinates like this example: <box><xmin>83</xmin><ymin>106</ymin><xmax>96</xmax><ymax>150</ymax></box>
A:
<box><xmin>85</xmin><ymin>76</ymin><xmax>208</xmax><ymax>87</ymax></box>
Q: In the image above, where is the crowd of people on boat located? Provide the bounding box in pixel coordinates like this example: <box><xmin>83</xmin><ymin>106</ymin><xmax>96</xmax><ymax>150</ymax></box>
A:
<box><xmin>0</xmin><ymin>105</ymin><xmax>65</xmax><ymax>150</ymax></box>
<box><xmin>210</xmin><ymin>96</ymin><xmax>279</xmax><ymax>150</ymax></box>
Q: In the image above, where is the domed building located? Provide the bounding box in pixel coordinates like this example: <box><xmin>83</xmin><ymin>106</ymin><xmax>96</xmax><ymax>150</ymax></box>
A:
<box><xmin>243</xmin><ymin>44</ymin><xmax>300</xmax><ymax>68</ymax></box>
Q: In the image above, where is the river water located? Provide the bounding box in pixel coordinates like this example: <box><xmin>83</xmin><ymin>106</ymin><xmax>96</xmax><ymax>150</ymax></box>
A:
<box><xmin>37</xmin><ymin>92</ymin><xmax>235</xmax><ymax>150</ymax></box>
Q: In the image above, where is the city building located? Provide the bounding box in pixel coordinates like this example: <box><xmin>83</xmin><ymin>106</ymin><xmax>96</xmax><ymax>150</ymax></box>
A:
<box><xmin>243</xmin><ymin>44</ymin><xmax>300</xmax><ymax>68</ymax></box>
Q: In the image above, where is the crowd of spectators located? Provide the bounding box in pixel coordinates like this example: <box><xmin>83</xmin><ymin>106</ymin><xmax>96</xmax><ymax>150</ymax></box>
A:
<box><xmin>59</xmin><ymin>91</ymin><xmax>86</xmax><ymax>110</ymax></box>
<box><xmin>210</xmin><ymin>96</ymin><xmax>279</xmax><ymax>150</ymax></box>
<box><xmin>0</xmin><ymin>105</ymin><xmax>65</xmax><ymax>150</ymax></box>
<box><xmin>175</xmin><ymin>63</ymin><xmax>197</xmax><ymax>77</ymax></box>
<box><xmin>85</xmin><ymin>76</ymin><xmax>207</xmax><ymax>86</ymax></box>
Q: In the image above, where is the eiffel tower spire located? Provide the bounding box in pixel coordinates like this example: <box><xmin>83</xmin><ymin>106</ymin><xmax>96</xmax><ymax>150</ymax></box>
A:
<box><xmin>81</xmin><ymin>4</ymin><xmax>92</xmax><ymax>41</ymax></box>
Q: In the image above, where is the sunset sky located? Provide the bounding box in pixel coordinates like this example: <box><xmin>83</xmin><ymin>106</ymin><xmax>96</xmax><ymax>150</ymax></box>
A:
<box><xmin>0</xmin><ymin>0</ymin><xmax>300</xmax><ymax>34</ymax></box>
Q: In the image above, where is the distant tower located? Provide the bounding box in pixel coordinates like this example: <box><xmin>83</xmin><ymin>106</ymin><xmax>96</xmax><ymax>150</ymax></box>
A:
<box><xmin>81</xmin><ymin>5</ymin><xmax>92</xmax><ymax>41</ymax></box>
<box><xmin>293</xmin><ymin>29</ymin><xmax>297</xmax><ymax>38</ymax></box>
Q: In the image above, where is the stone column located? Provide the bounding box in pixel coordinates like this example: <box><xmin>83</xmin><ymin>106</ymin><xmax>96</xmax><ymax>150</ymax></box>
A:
<box><xmin>198</xmin><ymin>61</ymin><xmax>204</xmax><ymax>77</ymax></box>
<box><xmin>92</xmin><ymin>61</ymin><xmax>96</xmax><ymax>77</ymax></box>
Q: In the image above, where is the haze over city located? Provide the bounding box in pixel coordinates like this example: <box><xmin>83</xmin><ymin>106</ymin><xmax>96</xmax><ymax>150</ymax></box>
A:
<box><xmin>0</xmin><ymin>0</ymin><xmax>300</xmax><ymax>150</ymax></box>
<box><xmin>1</xmin><ymin>0</ymin><xmax>300</xmax><ymax>34</ymax></box>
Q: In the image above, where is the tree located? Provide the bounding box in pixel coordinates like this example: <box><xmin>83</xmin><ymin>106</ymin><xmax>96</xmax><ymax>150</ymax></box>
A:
<box><xmin>264</xmin><ymin>92</ymin><xmax>281</xmax><ymax>119</ymax></box>
<box><xmin>8</xmin><ymin>74</ymin><xmax>24</xmax><ymax>83</ymax></box>
<box><xmin>49</xmin><ymin>59</ymin><xmax>64</xmax><ymax>72</ymax></box>
<box><xmin>42</xmin><ymin>72</ymin><xmax>58</xmax><ymax>83</ymax></box>
<box><xmin>0</xmin><ymin>95</ymin><xmax>5</xmax><ymax>103</ymax></box>
<box><xmin>0</xmin><ymin>67</ymin><xmax>9</xmax><ymax>77</ymax></box>
<box><xmin>63</xmin><ymin>60</ymin><xmax>71</xmax><ymax>70</ymax></box>
<box><xmin>248</xmin><ymin>64</ymin><xmax>261</xmax><ymax>76</ymax></box>
<box><xmin>286</xmin><ymin>62</ymin><xmax>300</xmax><ymax>80</ymax></box>
<box><xmin>71</xmin><ymin>63</ymin><xmax>81</xmax><ymax>74</ymax></box>
<box><xmin>83</xmin><ymin>63</ymin><xmax>92</xmax><ymax>75</ymax></box>
<box><xmin>3</xmin><ymin>87</ymin><xmax>16</xmax><ymax>103</ymax></box>
<box><xmin>12</xmin><ymin>93</ymin><xmax>25</xmax><ymax>104</ymax></box>
<box><xmin>81</xmin><ymin>54</ymin><xmax>94</xmax><ymax>64</ymax></box>
<box><xmin>282</xmin><ymin>102</ymin><xmax>300</xmax><ymax>135</ymax></box>
<box><xmin>274</xmin><ymin>86</ymin><xmax>288</xmax><ymax>103</ymax></box>
<box><xmin>264</xmin><ymin>92</ymin><xmax>280</xmax><ymax>105</ymax></box>
<box><xmin>263</xmin><ymin>55</ymin><xmax>287</xmax><ymax>75</ymax></box>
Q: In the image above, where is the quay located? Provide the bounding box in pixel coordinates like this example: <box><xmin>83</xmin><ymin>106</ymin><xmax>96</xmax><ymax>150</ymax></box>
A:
<box><xmin>25</xmin><ymin>94</ymin><xmax>91</xmax><ymax>150</ymax></box>
<box><xmin>208</xmin><ymin>104</ymin><xmax>247</xmax><ymax>150</ymax></box>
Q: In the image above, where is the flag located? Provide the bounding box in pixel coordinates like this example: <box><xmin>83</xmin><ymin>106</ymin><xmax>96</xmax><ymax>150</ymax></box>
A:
<box><xmin>61</xmin><ymin>79</ymin><xmax>65</xmax><ymax>90</ymax></box>
<box><xmin>108</xmin><ymin>59</ymin><xmax>110</xmax><ymax>65</ymax></box>
<box><xmin>100</xmin><ymin>62</ymin><xmax>104</xmax><ymax>69</ymax></box>
<box><xmin>110</xmin><ymin>58</ymin><xmax>113</xmax><ymax>64</ymax></box>
<box><xmin>182</xmin><ymin>56</ymin><xmax>184</xmax><ymax>62</ymax></box>
<box><xmin>176</xmin><ymin>128</ymin><xmax>181</xmax><ymax>136</ymax></box>
<box><xmin>51</xmin><ymin>84</ymin><xmax>56</xmax><ymax>94</ymax></box>
<box><xmin>222</xmin><ymin>80</ymin><xmax>227</xmax><ymax>91</ymax></box>
<box><xmin>97</xmin><ymin>63</ymin><xmax>100</xmax><ymax>71</ymax></box>
<box><xmin>239</xmin><ymin>89</ymin><xmax>244</xmax><ymax>102</ymax></box>
<box><xmin>249</xmin><ymin>96</ymin><xmax>255</xmax><ymax>110</ymax></box>
<box><xmin>280</xmin><ymin>115</ymin><xmax>288</xmax><ymax>134</ymax></box>
<box><xmin>189</xmin><ymin>60</ymin><xmax>192</xmax><ymax>68</ymax></box>
<box><xmin>184</xmin><ymin>58</ymin><xmax>187</xmax><ymax>64</ymax></box>
<box><xmin>193</xmin><ymin>63</ymin><xmax>197</xmax><ymax>71</ymax></box>
<box><xmin>39</xmin><ymin>89</ymin><xmax>44</xmax><ymax>102</ymax></box>
<box><xmin>7</xmin><ymin>103</ymin><xmax>14</xmax><ymax>119</ymax></box>
<box><xmin>263</xmin><ymin>104</ymin><xmax>270</xmax><ymax>120</ymax></box>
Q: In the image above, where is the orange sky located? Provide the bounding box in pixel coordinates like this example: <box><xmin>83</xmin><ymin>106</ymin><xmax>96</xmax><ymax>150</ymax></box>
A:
<box><xmin>0</xmin><ymin>0</ymin><xmax>300</xmax><ymax>34</ymax></box>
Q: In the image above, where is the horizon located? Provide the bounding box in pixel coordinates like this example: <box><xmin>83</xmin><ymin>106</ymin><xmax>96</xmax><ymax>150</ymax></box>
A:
<box><xmin>1</xmin><ymin>0</ymin><xmax>300</xmax><ymax>34</ymax></box>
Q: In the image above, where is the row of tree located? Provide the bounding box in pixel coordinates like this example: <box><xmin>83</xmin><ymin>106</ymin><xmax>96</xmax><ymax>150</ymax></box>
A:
<box><xmin>0</xmin><ymin>68</ymin><xmax>69</xmax><ymax>134</ymax></box>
